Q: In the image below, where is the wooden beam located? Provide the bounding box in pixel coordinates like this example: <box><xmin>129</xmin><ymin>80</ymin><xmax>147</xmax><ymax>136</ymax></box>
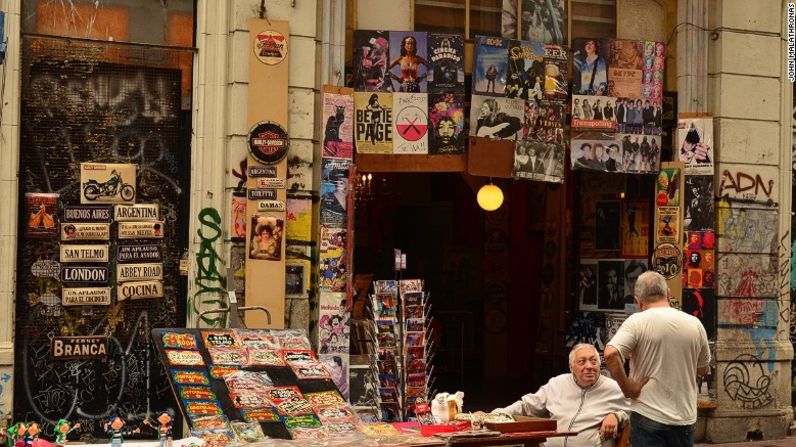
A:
<box><xmin>355</xmin><ymin>154</ymin><xmax>466</xmax><ymax>172</ymax></box>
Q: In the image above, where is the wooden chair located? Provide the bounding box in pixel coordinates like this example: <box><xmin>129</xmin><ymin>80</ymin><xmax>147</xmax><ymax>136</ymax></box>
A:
<box><xmin>617</xmin><ymin>421</ymin><xmax>631</xmax><ymax>447</ymax></box>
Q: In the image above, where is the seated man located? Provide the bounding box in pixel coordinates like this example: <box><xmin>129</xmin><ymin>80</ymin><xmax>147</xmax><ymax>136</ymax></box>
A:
<box><xmin>491</xmin><ymin>343</ymin><xmax>630</xmax><ymax>446</ymax></box>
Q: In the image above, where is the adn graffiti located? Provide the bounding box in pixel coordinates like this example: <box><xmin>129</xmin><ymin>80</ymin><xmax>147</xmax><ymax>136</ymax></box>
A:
<box><xmin>719</xmin><ymin>170</ymin><xmax>775</xmax><ymax>203</ymax></box>
<box><xmin>723</xmin><ymin>354</ymin><xmax>774</xmax><ymax>409</ymax></box>
<box><xmin>189</xmin><ymin>208</ymin><xmax>227</xmax><ymax>327</ymax></box>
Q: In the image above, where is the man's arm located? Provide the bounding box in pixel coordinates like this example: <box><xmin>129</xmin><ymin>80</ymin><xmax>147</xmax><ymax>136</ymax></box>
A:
<box><xmin>605</xmin><ymin>346</ymin><xmax>649</xmax><ymax>399</ymax></box>
<box><xmin>492</xmin><ymin>386</ymin><xmax>550</xmax><ymax>418</ymax></box>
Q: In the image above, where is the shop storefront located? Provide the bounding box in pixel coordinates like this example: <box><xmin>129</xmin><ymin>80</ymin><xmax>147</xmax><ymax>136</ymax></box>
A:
<box><xmin>0</xmin><ymin>0</ymin><xmax>792</xmax><ymax>445</ymax></box>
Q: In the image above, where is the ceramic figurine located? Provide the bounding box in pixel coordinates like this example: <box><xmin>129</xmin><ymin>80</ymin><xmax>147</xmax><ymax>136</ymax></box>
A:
<box><xmin>104</xmin><ymin>417</ymin><xmax>140</xmax><ymax>447</ymax></box>
<box><xmin>21</xmin><ymin>423</ymin><xmax>39</xmax><ymax>447</ymax></box>
<box><xmin>5</xmin><ymin>422</ymin><xmax>26</xmax><ymax>447</ymax></box>
<box><xmin>143</xmin><ymin>410</ymin><xmax>173</xmax><ymax>447</ymax></box>
<box><xmin>52</xmin><ymin>419</ymin><xmax>80</xmax><ymax>447</ymax></box>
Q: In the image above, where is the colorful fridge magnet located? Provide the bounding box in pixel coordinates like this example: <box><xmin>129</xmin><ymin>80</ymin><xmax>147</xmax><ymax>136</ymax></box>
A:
<box><xmin>208</xmin><ymin>348</ymin><xmax>248</xmax><ymax>366</ymax></box>
<box><xmin>230</xmin><ymin>421</ymin><xmax>266</xmax><ymax>444</ymax></box>
<box><xmin>178</xmin><ymin>385</ymin><xmax>217</xmax><ymax>401</ymax></box>
<box><xmin>292</xmin><ymin>363</ymin><xmax>332</xmax><ymax>380</ymax></box>
<box><xmin>165</xmin><ymin>350</ymin><xmax>206</xmax><ymax>367</ymax></box>
<box><xmin>171</xmin><ymin>370</ymin><xmax>210</xmax><ymax>385</ymax></box>
<box><xmin>201</xmin><ymin>330</ymin><xmax>240</xmax><ymax>349</ymax></box>
<box><xmin>190</xmin><ymin>415</ymin><xmax>230</xmax><ymax>431</ymax></box>
<box><xmin>240</xmin><ymin>408</ymin><xmax>280</xmax><ymax>423</ymax></box>
<box><xmin>209</xmin><ymin>366</ymin><xmax>240</xmax><ymax>380</ymax></box>
<box><xmin>184</xmin><ymin>400</ymin><xmax>224</xmax><ymax>416</ymax></box>
<box><xmin>247</xmin><ymin>349</ymin><xmax>286</xmax><ymax>367</ymax></box>
<box><xmin>282</xmin><ymin>415</ymin><xmax>322</xmax><ymax>430</ymax></box>
<box><xmin>230</xmin><ymin>392</ymin><xmax>272</xmax><ymax>409</ymax></box>
<box><xmin>162</xmin><ymin>332</ymin><xmax>198</xmax><ymax>350</ymax></box>
<box><xmin>276</xmin><ymin>397</ymin><xmax>315</xmax><ymax>417</ymax></box>
<box><xmin>304</xmin><ymin>390</ymin><xmax>345</xmax><ymax>408</ymax></box>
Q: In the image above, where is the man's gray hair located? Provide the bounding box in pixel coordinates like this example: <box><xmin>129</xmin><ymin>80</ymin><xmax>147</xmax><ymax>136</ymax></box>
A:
<box><xmin>568</xmin><ymin>343</ymin><xmax>600</xmax><ymax>366</ymax></box>
<box><xmin>634</xmin><ymin>271</ymin><xmax>668</xmax><ymax>303</ymax></box>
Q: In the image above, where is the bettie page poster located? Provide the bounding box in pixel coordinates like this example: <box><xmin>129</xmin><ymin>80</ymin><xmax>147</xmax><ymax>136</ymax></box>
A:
<box><xmin>355</xmin><ymin>92</ymin><xmax>393</xmax><ymax>153</ymax></box>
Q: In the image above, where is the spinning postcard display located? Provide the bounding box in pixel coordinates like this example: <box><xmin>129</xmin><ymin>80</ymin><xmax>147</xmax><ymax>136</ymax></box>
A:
<box><xmin>153</xmin><ymin>328</ymin><xmax>358</xmax><ymax>442</ymax></box>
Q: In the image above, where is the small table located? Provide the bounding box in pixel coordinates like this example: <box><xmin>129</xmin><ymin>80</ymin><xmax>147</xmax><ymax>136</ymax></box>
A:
<box><xmin>407</xmin><ymin>431</ymin><xmax>579</xmax><ymax>447</ymax></box>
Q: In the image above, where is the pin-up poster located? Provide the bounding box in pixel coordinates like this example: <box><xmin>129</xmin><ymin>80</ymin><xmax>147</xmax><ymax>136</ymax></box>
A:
<box><xmin>642</xmin><ymin>41</ymin><xmax>665</xmax><ymax>101</ymax></box>
<box><xmin>473</xmin><ymin>36</ymin><xmax>509</xmax><ymax>96</ymax></box>
<box><xmin>608</xmin><ymin>40</ymin><xmax>644</xmax><ymax>99</ymax></box>
<box><xmin>572</xmin><ymin>95</ymin><xmax>617</xmax><ymax>131</ymax></box>
<box><xmin>470</xmin><ymin>95</ymin><xmax>523</xmax><ymax>139</ymax></box>
<box><xmin>320</xmin><ymin>158</ymin><xmax>351</xmax><ymax>228</ymax></box>
<box><xmin>231</xmin><ymin>193</ymin><xmax>246</xmax><ymax>241</ymax></box>
<box><xmin>572</xmin><ymin>38</ymin><xmax>611</xmax><ymax>96</ymax></box>
<box><xmin>322</xmin><ymin>92</ymin><xmax>355</xmax><ymax>159</ymax></box>
<box><xmin>26</xmin><ymin>193</ymin><xmax>59</xmax><ymax>238</ymax></box>
<box><xmin>677</xmin><ymin>117</ymin><xmax>713</xmax><ymax>175</ymax></box>
<box><xmin>428</xmin><ymin>93</ymin><xmax>465</xmax><ymax>154</ymax></box>
<box><xmin>505</xmin><ymin>40</ymin><xmax>545</xmax><ymax>100</ymax></box>
<box><xmin>392</xmin><ymin>93</ymin><xmax>428</xmax><ymax>154</ymax></box>
<box><xmin>655</xmin><ymin>167</ymin><xmax>681</xmax><ymax>207</ymax></box>
<box><xmin>80</xmin><ymin>163</ymin><xmax>136</xmax><ymax>204</ymax></box>
<box><xmin>354</xmin><ymin>92</ymin><xmax>393</xmax><ymax>153</ymax></box>
<box><xmin>544</xmin><ymin>45</ymin><xmax>568</xmax><ymax>100</ymax></box>
<box><xmin>621</xmin><ymin>201</ymin><xmax>650</xmax><ymax>258</ymax></box>
<box><xmin>249</xmin><ymin>215</ymin><xmax>284</xmax><ymax>261</ymax></box>
<box><xmin>319</xmin><ymin>292</ymin><xmax>350</xmax><ymax>355</ymax></box>
<box><xmin>388</xmin><ymin>32</ymin><xmax>429</xmax><ymax>93</ymax></box>
<box><xmin>428</xmin><ymin>33</ymin><xmax>464</xmax><ymax>93</ymax></box>
<box><xmin>353</xmin><ymin>30</ymin><xmax>391</xmax><ymax>92</ymax></box>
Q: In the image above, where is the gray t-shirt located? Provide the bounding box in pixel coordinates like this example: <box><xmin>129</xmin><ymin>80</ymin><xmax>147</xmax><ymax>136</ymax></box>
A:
<box><xmin>607</xmin><ymin>307</ymin><xmax>710</xmax><ymax>425</ymax></box>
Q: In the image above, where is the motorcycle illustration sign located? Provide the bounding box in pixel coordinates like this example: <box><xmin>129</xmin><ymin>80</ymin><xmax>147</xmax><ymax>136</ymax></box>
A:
<box><xmin>80</xmin><ymin>163</ymin><xmax>137</xmax><ymax>204</ymax></box>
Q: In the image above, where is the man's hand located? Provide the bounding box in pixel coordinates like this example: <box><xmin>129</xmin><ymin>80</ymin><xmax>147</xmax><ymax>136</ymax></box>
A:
<box><xmin>599</xmin><ymin>413</ymin><xmax>619</xmax><ymax>441</ymax></box>
<box><xmin>622</xmin><ymin>376</ymin><xmax>650</xmax><ymax>399</ymax></box>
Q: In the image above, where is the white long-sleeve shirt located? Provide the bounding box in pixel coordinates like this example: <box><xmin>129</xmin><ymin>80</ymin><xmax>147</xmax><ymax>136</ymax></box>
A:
<box><xmin>493</xmin><ymin>373</ymin><xmax>630</xmax><ymax>447</ymax></box>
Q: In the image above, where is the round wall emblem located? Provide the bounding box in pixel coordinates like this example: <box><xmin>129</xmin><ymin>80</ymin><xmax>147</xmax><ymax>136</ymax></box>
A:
<box><xmin>651</xmin><ymin>242</ymin><xmax>682</xmax><ymax>279</ymax></box>
<box><xmin>253</xmin><ymin>30</ymin><xmax>288</xmax><ymax>65</ymax></box>
<box><xmin>248</xmin><ymin>122</ymin><xmax>289</xmax><ymax>165</ymax></box>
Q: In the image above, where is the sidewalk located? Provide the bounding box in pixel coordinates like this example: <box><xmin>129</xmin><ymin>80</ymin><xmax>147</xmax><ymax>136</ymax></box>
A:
<box><xmin>696</xmin><ymin>436</ymin><xmax>796</xmax><ymax>446</ymax></box>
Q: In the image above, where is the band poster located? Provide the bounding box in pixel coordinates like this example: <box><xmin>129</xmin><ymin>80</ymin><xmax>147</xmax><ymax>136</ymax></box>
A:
<box><xmin>512</xmin><ymin>139</ymin><xmax>564</xmax><ymax>183</ymax></box>
<box><xmin>501</xmin><ymin>0</ymin><xmax>566</xmax><ymax>45</ymax></box>
<box><xmin>354</xmin><ymin>92</ymin><xmax>393</xmax><ymax>153</ymax></box>
<box><xmin>470</xmin><ymin>95</ymin><xmax>523</xmax><ymax>139</ymax></box>
<box><xmin>677</xmin><ymin>117</ymin><xmax>713</xmax><ymax>175</ymax></box>
<box><xmin>473</xmin><ymin>36</ymin><xmax>509</xmax><ymax>96</ymax></box>
<box><xmin>428</xmin><ymin>93</ymin><xmax>465</xmax><ymax>154</ymax></box>
<box><xmin>393</xmin><ymin>93</ymin><xmax>429</xmax><ymax>154</ymax></box>
<box><xmin>505</xmin><ymin>39</ymin><xmax>545</xmax><ymax>100</ymax></box>
<box><xmin>353</xmin><ymin>30</ymin><xmax>391</xmax><ymax>92</ymax></box>
<box><xmin>322</xmin><ymin>91</ymin><xmax>355</xmax><ymax>159</ymax></box>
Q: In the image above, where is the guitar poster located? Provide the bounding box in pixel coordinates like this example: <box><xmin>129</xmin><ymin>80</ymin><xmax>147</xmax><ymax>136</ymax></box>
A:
<box><xmin>321</xmin><ymin>90</ymin><xmax>354</xmax><ymax>159</ymax></box>
<box><xmin>392</xmin><ymin>93</ymin><xmax>428</xmax><ymax>154</ymax></box>
<box><xmin>472</xmin><ymin>35</ymin><xmax>508</xmax><ymax>96</ymax></box>
<box><xmin>469</xmin><ymin>95</ymin><xmax>523</xmax><ymax>140</ymax></box>
<box><xmin>354</xmin><ymin>92</ymin><xmax>393</xmax><ymax>154</ymax></box>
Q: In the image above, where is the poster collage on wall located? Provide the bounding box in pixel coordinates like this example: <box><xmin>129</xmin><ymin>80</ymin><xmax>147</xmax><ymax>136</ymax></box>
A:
<box><xmin>353</xmin><ymin>30</ymin><xmax>466</xmax><ymax>154</ymax></box>
<box><xmin>569</xmin><ymin>38</ymin><xmax>665</xmax><ymax>175</ymax></box>
<box><xmin>471</xmin><ymin>35</ymin><xmax>569</xmax><ymax>183</ymax></box>
<box><xmin>318</xmin><ymin>87</ymin><xmax>356</xmax><ymax>400</ymax></box>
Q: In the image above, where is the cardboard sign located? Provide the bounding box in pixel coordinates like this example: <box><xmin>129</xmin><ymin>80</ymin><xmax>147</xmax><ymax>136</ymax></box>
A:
<box><xmin>255</xmin><ymin>178</ymin><xmax>286</xmax><ymax>189</ymax></box>
<box><xmin>63</xmin><ymin>205</ymin><xmax>113</xmax><ymax>222</ymax></box>
<box><xmin>62</xmin><ymin>287</ymin><xmax>112</xmax><ymax>305</ymax></box>
<box><xmin>117</xmin><ymin>263</ymin><xmax>164</xmax><ymax>282</ymax></box>
<box><xmin>60</xmin><ymin>223</ymin><xmax>110</xmax><ymax>241</ymax></box>
<box><xmin>60</xmin><ymin>244</ymin><xmax>109</xmax><ymax>263</ymax></box>
<box><xmin>248</xmin><ymin>166</ymin><xmax>278</xmax><ymax>178</ymax></box>
<box><xmin>51</xmin><ymin>336</ymin><xmax>108</xmax><ymax>359</ymax></box>
<box><xmin>249</xmin><ymin>189</ymin><xmax>277</xmax><ymax>200</ymax></box>
<box><xmin>114</xmin><ymin>204</ymin><xmax>160</xmax><ymax>221</ymax></box>
<box><xmin>118</xmin><ymin>221</ymin><xmax>165</xmax><ymax>239</ymax></box>
<box><xmin>80</xmin><ymin>162</ymin><xmax>137</xmax><ymax>204</ymax></box>
<box><xmin>118</xmin><ymin>280</ymin><xmax>164</xmax><ymax>300</ymax></box>
<box><xmin>118</xmin><ymin>244</ymin><xmax>162</xmax><ymax>262</ymax></box>
<box><xmin>61</xmin><ymin>266</ymin><xmax>109</xmax><ymax>284</ymax></box>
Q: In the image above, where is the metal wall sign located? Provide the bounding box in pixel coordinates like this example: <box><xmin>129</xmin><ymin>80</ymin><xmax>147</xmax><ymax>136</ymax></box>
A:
<box><xmin>117</xmin><ymin>263</ymin><xmax>163</xmax><ymax>282</ymax></box>
<box><xmin>257</xmin><ymin>200</ymin><xmax>286</xmax><ymax>212</ymax></box>
<box><xmin>51</xmin><ymin>336</ymin><xmax>108</xmax><ymax>359</ymax></box>
<box><xmin>248</xmin><ymin>121</ymin><xmax>289</xmax><ymax>164</ymax></box>
<box><xmin>118</xmin><ymin>221</ymin><xmax>165</xmax><ymax>239</ymax></box>
<box><xmin>79</xmin><ymin>162</ymin><xmax>137</xmax><ymax>204</ymax></box>
<box><xmin>60</xmin><ymin>244</ymin><xmax>110</xmax><ymax>263</ymax></box>
<box><xmin>248</xmin><ymin>189</ymin><xmax>277</xmax><ymax>200</ymax></box>
<box><xmin>248</xmin><ymin>166</ymin><xmax>278</xmax><ymax>178</ymax></box>
<box><xmin>63</xmin><ymin>205</ymin><xmax>113</xmax><ymax>222</ymax></box>
<box><xmin>61</xmin><ymin>266</ymin><xmax>109</xmax><ymax>284</ymax></box>
<box><xmin>118</xmin><ymin>244</ymin><xmax>162</xmax><ymax>262</ymax></box>
<box><xmin>62</xmin><ymin>287</ymin><xmax>112</xmax><ymax>306</ymax></box>
<box><xmin>114</xmin><ymin>204</ymin><xmax>160</xmax><ymax>221</ymax></box>
<box><xmin>255</xmin><ymin>178</ymin><xmax>286</xmax><ymax>189</ymax></box>
<box><xmin>60</xmin><ymin>223</ymin><xmax>110</xmax><ymax>241</ymax></box>
<box><xmin>118</xmin><ymin>280</ymin><xmax>164</xmax><ymax>300</ymax></box>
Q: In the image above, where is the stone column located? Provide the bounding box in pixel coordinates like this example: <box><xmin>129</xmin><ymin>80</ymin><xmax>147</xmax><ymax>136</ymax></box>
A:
<box><xmin>707</xmin><ymin>0</ymin><xmax>793</xmax><ymax>441</ymax></box>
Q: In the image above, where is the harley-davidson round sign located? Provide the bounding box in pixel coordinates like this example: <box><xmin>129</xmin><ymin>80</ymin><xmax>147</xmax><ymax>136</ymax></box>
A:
<box><xmin>248</xmin><ymin>122</ymin><xmax>289</xmax><ymax>165</ymax></box>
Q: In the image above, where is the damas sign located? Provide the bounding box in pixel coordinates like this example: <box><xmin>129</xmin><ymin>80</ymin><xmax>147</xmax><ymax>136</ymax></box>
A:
<box><xmin>114</xmin><ymin>204</ymin><xmax>159</xmax><ymax>221</ymax></box>
<box><xmin>61</xmin><ymin>266</ymin><xmax>109</xmax><ymax>284</ymax></box>
<box><xmin>60</xmin><ymin>244</ymin><xmax>109</xmax><ymax>263</ymax></box>
<box><xmin>62</xmin><ymin>287</ymin><xmax>112</xmax><ymax>306</ymax></box>
<box><xmin>118</xmin><ymin>280</ymin><xmax>164</xmax><ymax>300</ymax></box>
<box><xmin>118</xmin><ymin>221</ymin><xmax>165</xmax><ymax>239</ymax></box>
<box><xmin>51</xmin><ymin>336</ymin><xmax>108</xmax><ymax>359</ymax></box>
<box><xmin>117</xmin><ymin>263</ymin><xmax>163</xmax><ymax>282</ymax></box>
<box><xmin>60</xmin><ymin>223</ymin><xmax>110</xmax><ymax>241</ymax></box>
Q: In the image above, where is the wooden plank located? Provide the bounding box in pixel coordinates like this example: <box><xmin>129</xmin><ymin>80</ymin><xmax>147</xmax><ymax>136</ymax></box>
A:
<box><xmin>355</xmin><ymin>154</ymin><xmax>466</xmax><ymax>172</ymax></box>
<box><xmin>467</xmin><ymin>137</ymin><xmax>514</xmax><ymax>178</ymax></box>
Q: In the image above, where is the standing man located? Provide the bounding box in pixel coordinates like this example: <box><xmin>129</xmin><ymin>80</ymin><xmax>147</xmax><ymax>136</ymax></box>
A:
<box><xmin>604</xmin><ymin>271</ymin><xmax>710</xmax><ymax>447</ymax></box>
